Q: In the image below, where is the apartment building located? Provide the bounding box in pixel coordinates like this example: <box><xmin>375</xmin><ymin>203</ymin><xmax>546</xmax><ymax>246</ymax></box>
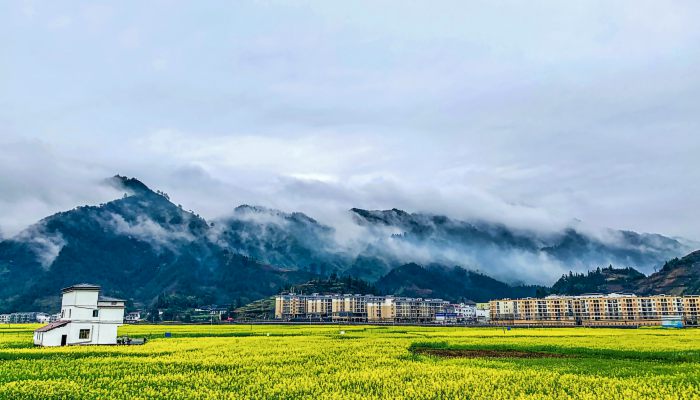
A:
<box><xmin>306</xmin><ymin>295</ymin><xmax>333</xmax><ymax>319</ymax></box>
<box><xmin>365</xmin><ymin>297</ymin><xmax>450</xmax><ymax>322</ymax></box>
<box><xmin>0</xmin><ymin>312</ymin><xmax>44</xmax><ymax>323</ymax></box>
<box><xmin>490</xmin><ymin>293</ymin><xmax>700</xmax><ymax>326</ymax></box>
<box><xmin>333</xmin><ymin>294</ymin><xmax>386</xmax><ymax>321</ymax></box>
<box><xmin>275</xmin><ymin>294</ymin><xmax>451</xmax><ymax>322</ymax></box>
<box><xmin>274</xmin><ymin>294</ymin><xmax>308</xmax><ymax>319</ymax></box>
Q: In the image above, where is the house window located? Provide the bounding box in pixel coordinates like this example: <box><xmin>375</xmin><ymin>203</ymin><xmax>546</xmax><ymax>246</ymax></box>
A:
<box><xmin>92</xmin><ymin>310</ymin><xmax>99</xmax><ymax>318</ymax></box>
<box><xmin>79</xmin><ymin>329</ymin><xmax>90</xmax><ymax>339</ymax></box>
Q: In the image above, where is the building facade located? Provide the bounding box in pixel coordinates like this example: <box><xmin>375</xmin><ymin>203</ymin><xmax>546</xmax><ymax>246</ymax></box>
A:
<box><xmin>490</xmin><ymin>293</ymin><xmax>700</xmax><ymax>326</ymax></box>
<box><xmin>450</xmin><ymin>302</ymin><xmax>478</xmax><ymax>321</ymax></box>
<box><xmin>33</xmin><ymin>284</ymin><xmax>126</xmax><ymax>346</ymax></box>
<box><xmin>0</xmin><ymin>312</ymin><xmax>52</xmax><ymax>323</ymax></box>
<box><xmin>275</xmin><ymin>294</ymin><xmax>451</xmax><ymax>323</ymax></box>
<box><xmin>475</xmin><ymin>303</ymin><xmax>491</xmax><ymax>322</ymax></box>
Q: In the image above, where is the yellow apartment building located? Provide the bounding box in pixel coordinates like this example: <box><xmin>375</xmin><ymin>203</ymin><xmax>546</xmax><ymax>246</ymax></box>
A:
<box><xmin>490</xmin><ymin>293</ymin><xmax>700</xmax><ymax>326</ymax></box>
<box><xmin>276</xmin><ymin>294</ymin><xmax>449</xmax><ymax>322</ymax></box>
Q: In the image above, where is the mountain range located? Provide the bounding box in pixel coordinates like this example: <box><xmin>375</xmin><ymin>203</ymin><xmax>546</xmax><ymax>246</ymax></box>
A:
<box><xmin>0</xmin><ymin>175</ymin><xmax>696</xmax><ymax>312</ymax></box>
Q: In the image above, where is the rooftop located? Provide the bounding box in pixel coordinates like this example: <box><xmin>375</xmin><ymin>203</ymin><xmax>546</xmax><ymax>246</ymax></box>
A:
<box><xmin>61</xmin><ymin>283</ymin><xmax>101</xmax><ymax>293</ymax></box>
<box><xmin>98</xmin><ymin>296</ymin><xmax>125</xmax><ymax>302</ymax></box>
<box><xmin>34</xmin><ymin>320</ymin><xmax>69</xmax><ymax>332</ymax></box>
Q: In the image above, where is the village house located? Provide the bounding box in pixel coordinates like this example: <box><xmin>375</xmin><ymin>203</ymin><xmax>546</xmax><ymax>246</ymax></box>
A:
<box><xmin>124</xmin><ymin>311</ymin><xmax>142</xmax><ymax>323</ymax></box>
<box><xmin>35</xmin><ymin>313</ymin><xmax>51</xmax><ymax>323</ymax></box>
<box><xmin>33</xmin><ymin>284</ymin><xmax>125</xmax><ymax>346</ymax></box>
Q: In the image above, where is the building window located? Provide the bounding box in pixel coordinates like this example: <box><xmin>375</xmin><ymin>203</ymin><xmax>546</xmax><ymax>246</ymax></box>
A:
<box><xmin>92</xmin><ymin>310</ymin><xmax>99</xmax><ymax>318</ymax></box>
<box><xmin>79</xmin><ymin>329</ymin><xmax>90</xmax><ymax>339</ymax></box>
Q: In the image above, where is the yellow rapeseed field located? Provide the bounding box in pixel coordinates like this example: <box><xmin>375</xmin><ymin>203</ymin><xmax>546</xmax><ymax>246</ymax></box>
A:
<box><xmin>1</xmin><ymin>324</ymin><xmax>699</xmax><ymax>399</ymax></box>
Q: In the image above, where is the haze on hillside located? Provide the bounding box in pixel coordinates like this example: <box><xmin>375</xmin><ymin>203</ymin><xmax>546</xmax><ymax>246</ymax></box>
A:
<box><xmin>2</xmin><ymin>1</ymin><xmax>699</xmax><ymax>246</ymax></box>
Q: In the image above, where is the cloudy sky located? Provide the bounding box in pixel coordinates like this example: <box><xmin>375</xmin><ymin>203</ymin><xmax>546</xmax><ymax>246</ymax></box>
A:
<box><xmin>1</xmin><ymin>1</ymin><xmax>699</xmax><ymax>240</ymax></box>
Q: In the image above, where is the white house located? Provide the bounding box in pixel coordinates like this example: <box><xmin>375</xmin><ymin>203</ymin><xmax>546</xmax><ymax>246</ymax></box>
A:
<box><xmin>453</xmin><ymin>302</ymin><xmax>477</xmax><ymax>321</ymax></box>
<box><xmin>476</xmin><ymin>303</ymin><xmax>491</xmax><ymax>322</ymax></box>
<box><xmin>33</xmin><ymin>284</ymin><xmax>125</xmax><ymax>347</ymax></box>
<box><xmin>124</xmin><ymin>311</ymin><xmax>142</xmax><ymax>323</ymax></box>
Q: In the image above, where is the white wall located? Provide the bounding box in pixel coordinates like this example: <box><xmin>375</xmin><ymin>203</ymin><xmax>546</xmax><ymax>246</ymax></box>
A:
<box><xmin>66</xmin><ymin>322</ymin><xmax>99</xmax><ymax>345</ymax></box>
<box><xmin>34</xmin><ymin>322</ymin><xmax>122</xmax><ymax>346</ymax></box>
<box><xmin>97</xmin><ymin>304</ymin><xmax>126</xmax><ymax>324</ymax></box>
<box><xmin>94</xmin><ymin>324</ymin><xmax>119</xmax><ymax>344</ymax></box>
<box><xmin>61</xmin><ymin>289</ymin><xmax>99</xmax><ymax>322</ymax></box>
<box><xmin>34</xmin><ymin>325</ymin><xmax>69</xmax><ymax>347</ymax></box>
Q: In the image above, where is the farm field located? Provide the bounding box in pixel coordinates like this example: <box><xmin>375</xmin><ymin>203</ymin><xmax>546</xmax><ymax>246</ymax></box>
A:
<box><xmin>1</xmin><ymin>324</ymin><xmax>699</xmax><ymax>399</ymax></box>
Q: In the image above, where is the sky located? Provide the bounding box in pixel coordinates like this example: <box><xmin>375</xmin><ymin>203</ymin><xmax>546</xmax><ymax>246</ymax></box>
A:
<box><xmin>1</xmin><ymin>0</ymin><xmax>699</xmax><ymax>241</ymax></box>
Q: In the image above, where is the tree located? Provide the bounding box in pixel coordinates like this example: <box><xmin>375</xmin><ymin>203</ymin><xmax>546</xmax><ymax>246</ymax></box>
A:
<box><xmin>147</xmin><ymin>308</ymin><xmax>161</xmax><ymax>323</ymax></box>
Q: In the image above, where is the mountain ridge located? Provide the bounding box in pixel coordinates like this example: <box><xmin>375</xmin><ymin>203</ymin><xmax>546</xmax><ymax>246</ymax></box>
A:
<box><xmin>0</xmin><ymin>175</ymin><xmax>695</xmax><ymax>312</ymax></box>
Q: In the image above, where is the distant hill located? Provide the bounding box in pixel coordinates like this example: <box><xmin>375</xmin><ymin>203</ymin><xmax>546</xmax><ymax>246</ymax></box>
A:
<box><xmin>550</xmin><ymin>250</ymin><xmax>700</xmax><ymax>296</ymax></box>
<box><xmin>214</xmin><ymin>205</ymin><xmax>348</xmax><ymax>275</ymax></box>
<box><xmin>233</xmin><ymin>297</ymin><xmax>276</xmax><ymax>320</ymax></box>
<box><xmin>636</xmin><ymin>250</ymin><xmax>700</xmax><ymax>295</ymax></box>
<box><xmin>376</xmin><ymin>263</ymin><xmax>544</xmax><ymax>303</ymax></box>
<box><xmin>550</xmin><ymin>266</ymin><xmax>646</xmax><ymax>295</ymax></box>
<box><xmin>284</xmin><ymin>275</ymin><xmax>380</xmax><ymax>296</ymax></box>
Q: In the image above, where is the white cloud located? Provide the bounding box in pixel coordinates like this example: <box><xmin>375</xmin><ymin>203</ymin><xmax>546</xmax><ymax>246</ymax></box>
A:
<box><xmin>15</xmin><ymin>226</ymin><xmax>66</xmax><ymax>270</ymax></box>
<box><xmin>0</xmin><ymin>138</ymin><xmax>123</xmax><ymax>237</ymax></box>
<box><xmin>106</xmin><ymin>214</ymin><xmax>195</xmax><ymax>250</ymax></box>
<box><xmin>0</xmin><ymin>1</ymin><xmax>699</xmax><ymax>244</ymax></box>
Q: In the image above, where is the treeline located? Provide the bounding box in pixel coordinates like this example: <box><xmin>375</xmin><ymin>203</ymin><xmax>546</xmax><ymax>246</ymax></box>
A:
<box><xmin>283</xmin><ymin>274</ymin><xmax>380</xmax><ymax>295</ymax></box>
<box><xmin>550</xmin><ymin>265</ymin><xmax>645</xmax><ymax>296</ymax></box>
<box><xmin>147</xmin><ymin>293</ymin><xmax>232</xmax><ymax>322</ymax></box>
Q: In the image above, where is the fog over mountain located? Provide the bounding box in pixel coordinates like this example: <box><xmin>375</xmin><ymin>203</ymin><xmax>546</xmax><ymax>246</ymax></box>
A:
<box><xmin>211</xmin><ymin>201</ymin><xmax>689</xmax><ymax>284</ymax></box>
<box><xmin>0</xmin><ymin>176</ymin><xmax>691</xmax><ymax>312</ymax></box>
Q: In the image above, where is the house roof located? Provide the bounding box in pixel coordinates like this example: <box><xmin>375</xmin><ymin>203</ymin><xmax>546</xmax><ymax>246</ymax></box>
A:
<box><xmin>61</xmin><ymin>283</ymin><xmax>101</xmax><ymax>293</ymax></box>
<box><xmin>98</xmin><ymin>296</ymin><xmax>125</xmax><ymax>302</ymax></box>
<box><xmin>34</xmin><ymin>320</ymin><xmax>69</xmax><ymax>332</ymax></box>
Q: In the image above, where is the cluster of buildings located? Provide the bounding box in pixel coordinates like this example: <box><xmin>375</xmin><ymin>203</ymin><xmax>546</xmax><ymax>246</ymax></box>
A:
<box><xmin>0</xmin><ymin>312</ymin><xmax>54</xmax><ymax>324</ymax></box>
<box><xmin>274</xmin><ymin>294</ymin><xmax>489</xmax><ymax>323</ymax></box>
<box><xmin>490</xmin><ymin>293</ymin><xmax>700</xmax><ymax>326</ymax></box>
<box><xmin>277</xmin><ymin>292</ymin><xmax>700</xmax><ymax>327</ymax></box>
<box><xmin>2</xmin><ymin>311</ymin><xmax>142</xmax><ymax>325</ymax></box>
